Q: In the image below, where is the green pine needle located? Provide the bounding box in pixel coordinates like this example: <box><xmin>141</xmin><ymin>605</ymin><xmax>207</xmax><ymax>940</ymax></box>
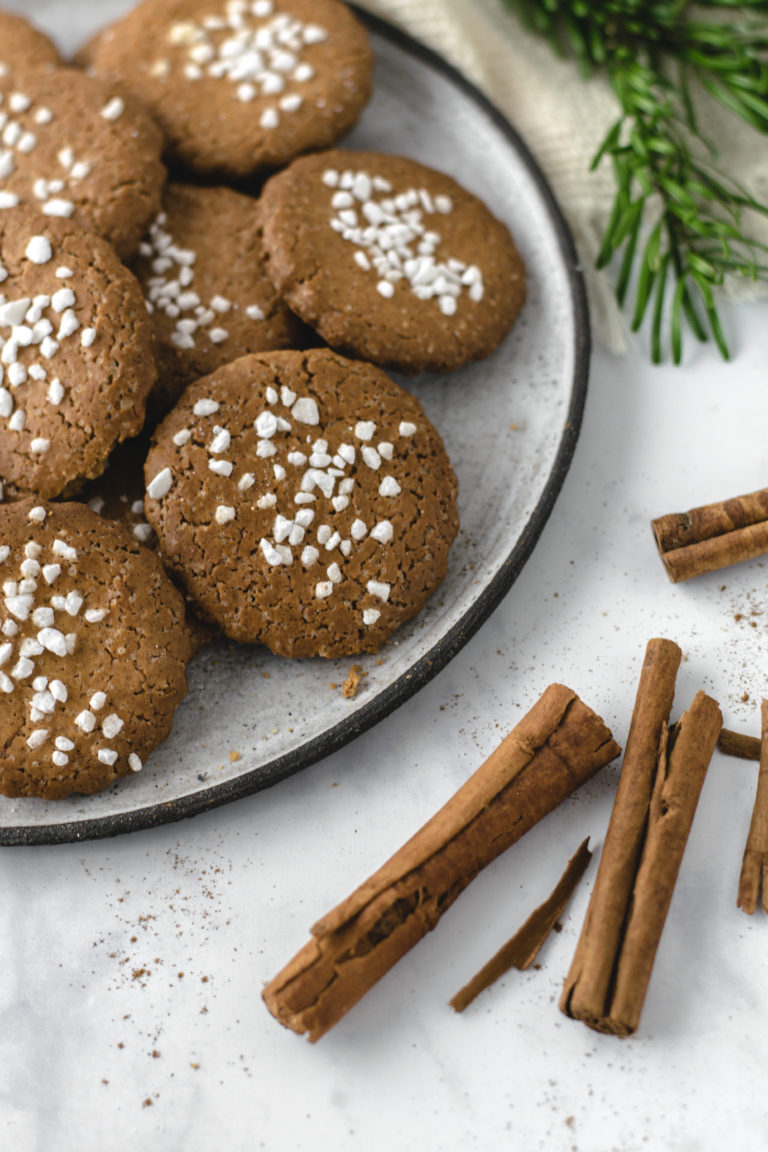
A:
<box><xmin>502</xmin><ymin>0</ymin><xmax>768</xmax><ymax>363</ymax></box>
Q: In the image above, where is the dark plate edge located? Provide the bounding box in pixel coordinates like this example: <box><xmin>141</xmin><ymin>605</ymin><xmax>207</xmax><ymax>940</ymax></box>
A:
<box><xmin>1</xmin><ymin>7</ymin><xmax>590</xmax><ymax>847</ymax></box>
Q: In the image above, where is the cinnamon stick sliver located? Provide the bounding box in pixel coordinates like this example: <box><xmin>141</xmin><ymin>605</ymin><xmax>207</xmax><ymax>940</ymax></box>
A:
<box><xmin>450</xmin><ymin>837</ymin><xmax>592</xmax><ymax>1013</ymax></box>
<box><xmin>719</xmin><ymin>727</ymin><xmax>761</xmax><ymax>762</ymax></box>
<box><xmin>263</xmin><ymin>684</ymin><xmax>620</xmax><ymax>1042</ymax></box>
<box><xmin>651</xmin><ymin>488</ymin><xmax>768</xmax><ymax>582</ymax></box>
<box><xmin>737</xmin><ymin>700</ymin><xmax>768</xmax><ymax>914</ymax></box>
<box><xmin>560</xmin><ymin>639</ymin><xmax>722</xmax><ymax>1037</ymax></box>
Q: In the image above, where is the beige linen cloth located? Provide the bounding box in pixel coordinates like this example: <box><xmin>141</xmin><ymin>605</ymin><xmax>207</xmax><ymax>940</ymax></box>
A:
<box><xmin>356</xmin><ymin>0</ymin><xmax>768</xmax><ymax>351</ymax></box>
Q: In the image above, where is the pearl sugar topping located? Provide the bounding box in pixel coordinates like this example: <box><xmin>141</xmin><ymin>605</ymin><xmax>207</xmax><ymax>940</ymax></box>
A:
<box><xmin>0</xmin><ymin>508</ymin><xmax>137</xmax><ymax>774</ymax></box>
<box><xmin>0</xmin><ymin>231</ymin><xmax>99</xmax><ymax>452</ymax></box>
<box><xmin>0</xmin><ymin>79</ymin><xmax>118</xmax><ymax>218</ymax></box>
<box><xmin>322</xmin><ymin>167</ymin><xmax>485</xmax><ymax>317</ymax></box>
<box><xmin>147</xmin><ymin>383</ymin><xmax>421</xmax><ymax>629</ymax></box>
<box><xmin>161</xmin><ymin>0</ymin><xmax>328</xmax><ymax>131</ymax></box>
<box><xmin>139</xmin><ymin>211</ymin><xmax>265</xmax><ymax>350</ymax></box>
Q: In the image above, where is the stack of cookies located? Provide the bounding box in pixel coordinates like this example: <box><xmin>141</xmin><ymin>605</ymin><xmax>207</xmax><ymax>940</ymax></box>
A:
<box><xmin>0</xmin><ymin>0</ymin><xmax>526</xmax><ymax>799</ymax></box>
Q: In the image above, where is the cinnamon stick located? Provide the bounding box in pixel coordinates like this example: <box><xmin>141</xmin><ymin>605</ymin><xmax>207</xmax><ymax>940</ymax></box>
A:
<box><xmin>719</xmin><ymin>727</ymin><xmax>761</xmax><ymax>762</ymax></box>
<box><xmin>263</xmin><ymin>684</ymin><xmax>620</xmax><ymax>1041</ymax></box>
<box><xmin>737</xmin><ymin>700</ymin><xmax>768</xmax><ymax>914</ymax></box>
<box><xmin>450</xmin><ymin>837</ymin><xmax>592</xmax><ymax>1013</ymax></box>
<box><xmin>560</xmin><ymin>639</ymin><xmax>722</xmax><ymax>1037</ymax></box>
<box><xmin>651</xmin><ymin>487</ymin><xmax>768</xmax><ymax>583</ymax></box>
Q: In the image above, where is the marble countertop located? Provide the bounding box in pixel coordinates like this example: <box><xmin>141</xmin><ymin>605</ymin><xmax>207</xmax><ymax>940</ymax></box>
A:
<box><xmin>3</xmin><ymin>300</ymin><xmax>768</xmax><ymax>1150</ymax></box>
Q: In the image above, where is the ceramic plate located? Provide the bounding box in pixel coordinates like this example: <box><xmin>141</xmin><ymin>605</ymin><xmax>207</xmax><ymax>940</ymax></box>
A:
<box><xmin>0</xmin><ymin>3</ymin><xmax>589</xmax><ymax>845</ymax></box>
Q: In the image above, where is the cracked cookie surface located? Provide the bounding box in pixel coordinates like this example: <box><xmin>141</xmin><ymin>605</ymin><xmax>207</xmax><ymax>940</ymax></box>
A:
<box><xmin>0</xmin><ymin>499</ymin><xmax>191</xmax><ymax>800</ymax></box>
<box><xmin>144</xmin><ymin>348</ymin><xmax>459</xmax><ymax>657</ymax></box>
<box><xmin>78</xmin><ymin>0</ymin><xmax>373</xmax><ymax>179</ymax></box>
<box><xmin>0</xmin><ymin>210</ymin><xmax>157</xmax><ymax>501</ymax></box>
<box><xmin>134</xmin><ymin>183</ymin><xmax>305</xmax><ymax>415</ymax></box>
<box><xmin>0</xmin><ymin>65</ymin><xmax>164</xmax><ymax>260</ymax></box>
<box><xmin>259</xmin><ymin>149</ymin><xmax>526</xmax><ymax>375</ymax></box>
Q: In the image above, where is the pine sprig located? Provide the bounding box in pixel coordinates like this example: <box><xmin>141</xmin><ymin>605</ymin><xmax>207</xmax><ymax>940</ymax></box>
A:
<box><xmin>503</xmin><ymin>0</ymin><xmax>768</xmax><ymax>362</ymax></box>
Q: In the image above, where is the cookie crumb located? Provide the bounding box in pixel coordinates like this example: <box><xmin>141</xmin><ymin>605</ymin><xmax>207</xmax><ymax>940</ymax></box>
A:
<box><xmin>342</xmin><ymin>664</ymin><xmax>367</xmax><ymax>699</ymax></box>
<box><xmin>228</xmin><ymin>750</ymin><xmax>241</xmax><ymax>763</ymax></box>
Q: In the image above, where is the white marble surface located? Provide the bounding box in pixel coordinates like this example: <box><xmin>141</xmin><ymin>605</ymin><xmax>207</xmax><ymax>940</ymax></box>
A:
<box><xmin>2</xmin><ymin>299</ymin><xmax>768</xmax><ymax>1150</ymax></box>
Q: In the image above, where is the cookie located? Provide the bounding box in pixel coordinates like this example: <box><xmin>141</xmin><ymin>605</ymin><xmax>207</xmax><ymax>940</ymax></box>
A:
<box><xmin>0</xmin><ymin>210</ymin><xmax>157</xmax><ymax>501</ymax></box>
<box><xmin>0</xmin><ymin>11</ymin><xmax>61</xmax><ymax>73</ymax></box>
<box><xmin>134</xmin><ymin>183</ymin><xmax>305</xmax><ymax>413</ymax></box>
<box><xmin>143</xmin><ymin>349</ymin><xmax>459</xmax><ymax>657</ymax></box>
<box><xmin>0</xmin><ymin>499</ymin><xmax>191</xmax><ymax>800</ymax></box>
<box><xmin>78</xmin><ymin>0</ymin><xmax>373</xmax><ymax>178</ymax></box>
<box><xmin>0</xmin><ymin>65</ymin><xmax>165</xmax><ymax>260</ymax></box>
<box><xmin>79</xmin><ymin>436</ymin><xmax>219</xmax><ymax>654</ymax></box>
<box><xmin>259</xmin><ymin>150</ymin><xmax>527</xmax><ymax>374</ymax></box>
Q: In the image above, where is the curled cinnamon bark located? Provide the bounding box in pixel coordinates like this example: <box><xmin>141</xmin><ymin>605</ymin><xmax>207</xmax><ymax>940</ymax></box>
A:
<box><xmin>450</xmin><ymin>837</ymin><xmax>592</xmax><ymax>1013</ymax></box>
<box><xmin>263</xmin><ymin>684</ymin><xmax>620</xmax><ymax>1041</ymax></box>
<box><xmin>737</xmin><ymin>700</ymin><xmax>768</xmax><ymax>915</ymax></box>
<box><xmin>651</xmin><ymin>487</ymin><xmax>768</xmax><ymax>582</ymax></box>
<box><xmin>560</xmin><ymin>639</ymin><xmax>722</xmax><ymax>1037</ymax></box>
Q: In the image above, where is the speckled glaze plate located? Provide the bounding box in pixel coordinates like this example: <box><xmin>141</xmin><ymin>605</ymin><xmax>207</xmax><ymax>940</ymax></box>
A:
<box><xmin>1</xmin><ymin>2</ymin><xmax>589</xmax><ymax>845</ymax></box>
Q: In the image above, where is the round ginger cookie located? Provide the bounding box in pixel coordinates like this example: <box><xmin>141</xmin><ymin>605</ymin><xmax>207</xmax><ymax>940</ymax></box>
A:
<box><xmin>0</xmin><ymin>210</ymin><xmax>157</xmax><ymax>501</ymax></box>
<box><xmin>0</xmin><ymin>11</ymin><xmax>61</xmax><ymax>73</ymax></box>
<box><xmin>259</xmin><ymin>149</ymin><xmax>527</xmax><ymax>374</ymax></box>
<box><xmin>144</xmin><ymin>349</ymin><xmax>459</xmax><ymax>657</ymax></box>
<box><xmin>79</xmin><ymin>0</ymin><xmax>373</xmax><ymax>179</ymax></box>
<box><xmin>134</xmin><ymin>183</ymin><xmax>305</xmax><ymax>413</ymax></box>
<box><xmin>0</xmin><ymin>65</ymin><xmax>165</xmax><ymax>260</ymax></box>
<box><xmin>0</xmin><ymin>500</ymin><xmax>191</xmax><ymax>800</ymax></box>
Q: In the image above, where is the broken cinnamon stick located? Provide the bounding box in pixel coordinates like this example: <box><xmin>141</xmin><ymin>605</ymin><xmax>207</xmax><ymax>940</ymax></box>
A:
<box><xmin>263</xmin><ymin>684</ymin><xmax>620</xmax><ymax>1042</ymax></box>
<box><xmin>718</xmin><ymin>728</ymin><xmax>761</xmax><ymax>761</ymax></box>
<box><xmin>560</xmin><ymin>638</ymin><xmax>722</xmax><ymax>1037</ymax></box>
<box><xmin>737</xmin><ymin>700</ymin><xmax>768</xmax><ymax>914</ymax></box>
<box><xmin>450</xmin><ymin>837</ymin><xmax>592</xmax><ymax>1013</ymax></box>
<box><xmin>651</xmin><ymin>487</ymin><xmax>768</xmax><ymax>583</ymax></box>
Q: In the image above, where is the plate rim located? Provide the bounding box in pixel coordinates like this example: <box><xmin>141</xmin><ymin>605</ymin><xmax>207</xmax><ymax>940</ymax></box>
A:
<box><xmin>0</xmin><ymin>6</ymin><xmax>590</xmax><ymax>847</ymax></box>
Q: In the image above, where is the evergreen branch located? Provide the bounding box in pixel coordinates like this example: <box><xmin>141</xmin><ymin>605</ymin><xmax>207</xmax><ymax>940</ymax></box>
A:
<box><xmin>502</xmin><ymin>0</ymin><xmax>768</xmax><ymax>362</ymax></box>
